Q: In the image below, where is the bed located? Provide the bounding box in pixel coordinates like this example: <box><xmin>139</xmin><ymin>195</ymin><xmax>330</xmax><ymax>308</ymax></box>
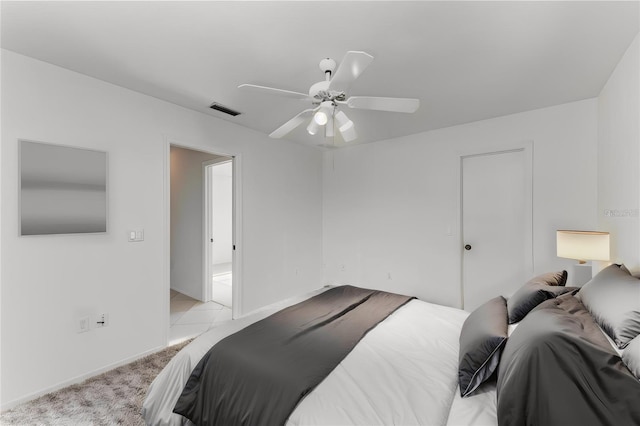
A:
<box><xmin>142</xmin><ymin>265</ymin><xmax>640</xmax><ymax>426</ymax></box>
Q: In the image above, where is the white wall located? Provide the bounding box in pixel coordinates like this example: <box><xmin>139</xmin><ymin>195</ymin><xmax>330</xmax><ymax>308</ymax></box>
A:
<box><xmin>597</xmin><ymin>33</ymin><xmax>640</xmax><ymax>273</ymax></box>
<box><xmin>1</xmin><ymin>50</ymin><xmax>323</xmax><ymax>408</ymax></box>
<box><xmin>323</xmin><ymin>99</ymin><xmax>598</xmax><ymax>308</ymax></box>
<box><xmin>170</xmin><ymin>146</ymin><xmax>224</xmax><ymax>300</ymax></box>
<box><xmin>211</xmin><ymin>162</ymin><xmax>233</xmax><ymax>266</ymax></box>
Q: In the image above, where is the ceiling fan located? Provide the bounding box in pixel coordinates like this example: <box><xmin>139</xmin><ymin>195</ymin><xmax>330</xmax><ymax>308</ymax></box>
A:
<box><xmin>238</xmin><ymin>51</ymin><xmax>420</xmax><ymax>143</ymax></box>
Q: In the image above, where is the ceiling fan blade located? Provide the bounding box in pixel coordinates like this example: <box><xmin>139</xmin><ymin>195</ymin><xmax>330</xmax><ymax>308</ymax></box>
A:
<box><xmin>269</xmin><ymin>109</ymin><xmax>316</xmax><ymax>138</ymax></box>
<box><xmin>346</xmin><ymin>96</ymin><xmax>420</xmax><ymax>113</ymax></box>
<box><xmin>238</xmin><ymin>84</ymin><xmax>311</xmax><ymax>100</ymax></box>
<box><xmin>328</xmin><ymin>51</ymin><xmax>374</xmax><ymax>92</ymax></box>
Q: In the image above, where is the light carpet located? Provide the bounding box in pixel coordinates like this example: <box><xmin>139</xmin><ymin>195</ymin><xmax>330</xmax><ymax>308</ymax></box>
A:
<box><xmin>0</xmin><ymin>339</ymin><xmax>191</xmax><ymax>425</ymax></box>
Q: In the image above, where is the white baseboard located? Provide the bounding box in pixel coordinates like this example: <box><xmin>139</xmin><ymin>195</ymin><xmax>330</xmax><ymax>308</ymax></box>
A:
<box><xmin>1</xmin><ymin>344</ymin><xmax>166</xmax><ymax>412</ymax></box>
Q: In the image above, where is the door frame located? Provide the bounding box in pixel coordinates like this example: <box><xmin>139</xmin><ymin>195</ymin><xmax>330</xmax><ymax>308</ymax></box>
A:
<box><xmin>163</xmin><ymin>136</ymin><xmax>243</xmax><ymax>346</ymax></box>
<box><xmin>457</xmin><ymin>140</ymin><xmax>533</xmax><ymax>309</ymax></box>
<box><xmin>203</xmin><ymin>158</ymin><xmax>233</xmax><ymax>303</ymax></box>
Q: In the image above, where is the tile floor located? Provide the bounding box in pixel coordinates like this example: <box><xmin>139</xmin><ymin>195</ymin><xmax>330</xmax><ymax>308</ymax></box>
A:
<box><xmin>211</xmin><ymin>262</ymin><xmax>232</xmax><ymax>276</ymax></box>
<box><xmin>212</xmin><ymin>272</ymin><xmax>232</xmax><ymax>307</ymax></box>
<box><xmin>169</xmin><ymin>289</ymin><xmax>232</xmax><ymax>345</ymax></box>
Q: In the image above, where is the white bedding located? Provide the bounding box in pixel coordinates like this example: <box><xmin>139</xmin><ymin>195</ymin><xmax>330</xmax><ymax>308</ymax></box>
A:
<box><xmin>447</xmin><ymin>383</ymin><xmax>497</xmax><ymax>426</ymax></box>
<box><xmin>142</xmin><ymin>288</ymin><xmax>499</xmax><ymax>426</ymax></box>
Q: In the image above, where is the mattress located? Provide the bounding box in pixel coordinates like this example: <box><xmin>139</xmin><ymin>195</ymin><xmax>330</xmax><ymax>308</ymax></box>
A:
<box><xmin>142</xmin><ymin>287</ymin><xmax>495</xmax><ymax>426</ymax></box>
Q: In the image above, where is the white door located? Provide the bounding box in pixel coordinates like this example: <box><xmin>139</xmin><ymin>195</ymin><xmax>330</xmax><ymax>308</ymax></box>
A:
<box><xmin>461</xmin><ymin>149</ymin><xmax>531</xmax><ymax>311</ymax></box>
<box><xmin>205</xmin><ymin>160</ymin><xmax>234</xmax><ymax>307</ymax></box>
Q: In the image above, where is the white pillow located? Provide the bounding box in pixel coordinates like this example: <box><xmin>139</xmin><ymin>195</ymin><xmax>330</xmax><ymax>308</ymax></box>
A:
<box><xmin>578</xmin><ymin>264</ymin><xmax>640</xmax><ymax>348</ymax></box>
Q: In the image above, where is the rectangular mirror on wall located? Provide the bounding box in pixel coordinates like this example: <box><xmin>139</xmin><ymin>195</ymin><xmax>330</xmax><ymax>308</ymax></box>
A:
<box><xmin>19</xmin><ymin>140</ymin><xmax>108</xmax><ymax>236</ymax></box>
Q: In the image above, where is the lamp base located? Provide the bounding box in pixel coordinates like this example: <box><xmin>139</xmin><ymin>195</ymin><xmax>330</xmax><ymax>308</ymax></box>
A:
<box><xmin>572</xmin><ymin>263</ymin><xmax>592</xmax><ymax>287</ymax></box>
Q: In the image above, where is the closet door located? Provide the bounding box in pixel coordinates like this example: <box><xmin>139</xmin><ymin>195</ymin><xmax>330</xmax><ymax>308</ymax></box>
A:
<box><xmin>461</xmin><ymin>149</ymin><xmax>531</xmax><ymax>311</ymax></box>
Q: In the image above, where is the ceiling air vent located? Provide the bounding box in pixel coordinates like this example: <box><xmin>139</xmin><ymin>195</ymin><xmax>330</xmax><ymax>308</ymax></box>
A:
<box><xmin>209</xmin><ymin>102</ymin><xmax>241</xmax><ymax>116</ymax></box>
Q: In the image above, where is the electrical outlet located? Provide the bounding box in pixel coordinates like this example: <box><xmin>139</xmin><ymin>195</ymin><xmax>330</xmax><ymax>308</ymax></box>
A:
<box><xmin>77</xmin><ymin>316</ymin><xmax>90</xmax><ymax>333</ymax></box>
<box><xmin>95</xmin><ymin>313</ymin><xmax>109</xmax><ymax>328</ymax></box>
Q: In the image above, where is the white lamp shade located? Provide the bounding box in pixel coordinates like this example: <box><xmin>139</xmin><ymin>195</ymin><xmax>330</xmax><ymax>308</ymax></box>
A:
<box><xmin>556</xmin><ymin>230</ymin><xmax>610</xmax><ymax>262</ymax></box>
<box><xmin>313</xmin><ymin>110</ymin><xmax>328</xmax><ymax>125</ymax></box>
<box><xmin>325</xmin><ymin>113</ymin><xmax>334</xmax><ymax>138</ymax></box>
<box><xmin>306</xmin><ymin>119</ymin><xmax>320</xmax><ymax>135</ymax></box>
<box><xmin>335</xmin><ymin>111</ymin><xmax>357</xmax><ymax>142</ymax></box>
<box><xmin>314</xmin><ymin>101</ymin><xmax>334</xmax><ymax>125</ymax></box>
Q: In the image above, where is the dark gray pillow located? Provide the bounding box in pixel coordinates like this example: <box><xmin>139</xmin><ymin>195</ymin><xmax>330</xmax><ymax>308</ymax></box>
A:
<box><xmin>526</xmin><ymin>270</ymin><xmax>568</xmax><ymax>286</ymax></box>
<box><xmin>578</xmin><ymin>264</ymin><xmax>640</xmax><ymax>348</ymax></box>
<box><xmin>622</xmin><ymin>335</ymin><xmax>640</xmax><ymax>380</ymax></box>
<box><xmin>458</xmin><ymin>296</ymin><xmax>508</xmax><ymax>397</ymax></box>
<box><xmin>507</xmin><ymin>271</ymin><xmax>574</xmax><ymax>324</ymax></box>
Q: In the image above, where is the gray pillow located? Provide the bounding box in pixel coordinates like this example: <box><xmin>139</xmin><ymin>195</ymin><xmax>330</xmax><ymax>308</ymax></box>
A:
<box><xmin>527</xmin><ymin>270</ymin><xmax>568</xmax><ymax>287</ymax></box>
<box><xmin>578</xmin><ymin>264</ymin><xmax>640</xmax><ymax>348</ymax></box>
<box><xmin>507</xmin><ymin>271</ymin><xmax>574</xmax><ymax>324</ymax></box>
<box><xmin>458</xmin><ymin>296</ymin><xmax>508</xmax><ymax>397</ymax></box>
<box><xmin>622</xmin><ymin>335</ymin><xmax>640</xmax><ymax>380</ymax></box>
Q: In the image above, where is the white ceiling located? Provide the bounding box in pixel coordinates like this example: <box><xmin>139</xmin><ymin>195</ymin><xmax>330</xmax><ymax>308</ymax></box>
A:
<box><xmin>2</xmin><ymin>1</ymin><xmax>638</xmax><ymax>148</ymax></box>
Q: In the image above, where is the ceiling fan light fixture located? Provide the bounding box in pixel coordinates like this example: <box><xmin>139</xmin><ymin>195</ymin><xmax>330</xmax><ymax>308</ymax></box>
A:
<box><xmin>335</xmin><ymin>110</ymin><xmax>356</xmax><ymax>142</ymax></box>
<box><xmin>334</xmin><ymin>110</ymin><xmax>350</xmax><ymax>128</ymax></box>
<box><xmin>339</xmin><ymin>121</ymin><xmax>357</xmax><ymax>142</ymax></box>
<box><xmin>307</xmin><ymin>119</ymin><xmax>320</xmax><ymax>135</ymax></box>
<box><xmin>313</xmin><ymin>101</ymin><xmax>334</xmax><ymax>125</ymax></box>
<box><xmin>313</xmin><ymin>110</ymin><xmax>328</xmax><ymax>125</ymax></box>
<box><xmin>325</xmin><ymin>113</ymin><xmax>334</xmax><ymax>138</ymax></box>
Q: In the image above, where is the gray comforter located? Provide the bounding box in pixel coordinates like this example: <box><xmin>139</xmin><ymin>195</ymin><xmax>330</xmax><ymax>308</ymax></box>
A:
<box><xmin>497</xmin><ymin>294</ymin><xmax>640</xmax><ymax>426</ymax></box>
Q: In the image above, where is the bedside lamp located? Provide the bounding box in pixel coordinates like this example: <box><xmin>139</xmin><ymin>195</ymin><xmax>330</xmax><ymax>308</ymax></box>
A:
<box><xmin>557</xmin><ymin>230</ymin><xmax>610</xmax><ymax>286</ymax></box>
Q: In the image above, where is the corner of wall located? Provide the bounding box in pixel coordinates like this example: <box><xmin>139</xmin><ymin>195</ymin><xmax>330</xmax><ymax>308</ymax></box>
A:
<box><xmin>597</xmin><ymin>32</ymin><xmax>640</xmax><ymax>272</ymax></box>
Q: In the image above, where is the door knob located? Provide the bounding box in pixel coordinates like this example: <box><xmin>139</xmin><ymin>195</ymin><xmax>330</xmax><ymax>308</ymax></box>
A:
<box><xmin>464</xmin><ymin>244</ymin><xmax>472</xmax><ymax>251</ymax></box>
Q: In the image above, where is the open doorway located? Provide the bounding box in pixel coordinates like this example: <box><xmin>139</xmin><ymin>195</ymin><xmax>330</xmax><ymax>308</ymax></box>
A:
<box><xmin>168</xmin><ymin>144</ymin><xmax>236</xmax><ymax>344</ymax></box>
<box><xmin>205</xmin><ymin>160</ymin><xmax>233</xmax><ymax>308</ymax></box>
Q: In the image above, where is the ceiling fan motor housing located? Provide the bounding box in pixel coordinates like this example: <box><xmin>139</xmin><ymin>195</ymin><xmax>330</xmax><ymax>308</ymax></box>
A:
<box><xmin>319</xmin><ymin>57</ymin><xmax>336</xmax><ymax>76</ymax></box>
<box><xmin>309</xmin><ymin>81</ymin><xmax>345</xmax><ymax>103</ymax></box>
<box><xmin>309</xmin><ymin>80</ymin><xmax>330</xmax><ymax>98</ymax></box>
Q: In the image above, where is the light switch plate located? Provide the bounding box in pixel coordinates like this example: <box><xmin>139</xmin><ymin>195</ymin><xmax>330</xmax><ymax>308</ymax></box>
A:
<box><xmin>128</xmin><ymin>229</ymin><xmax>144</xmax><ymax>242</ymax></box>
